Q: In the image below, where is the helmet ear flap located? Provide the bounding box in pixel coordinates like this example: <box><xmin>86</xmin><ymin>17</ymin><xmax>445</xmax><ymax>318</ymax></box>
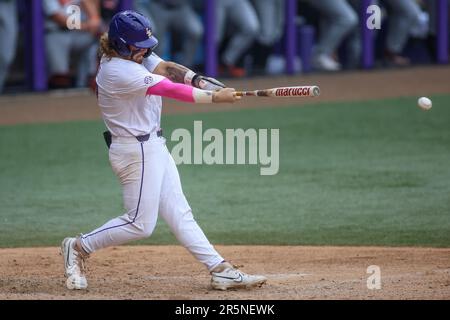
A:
<box><xmin>142</xmin><ymin>39</ymin><xmax>158</xmax><ymax>58</ymax></box>
<box><xmin>109</xmin><ymin>37</ymin><xmax>131</xmax><ymax>57</ymax></box>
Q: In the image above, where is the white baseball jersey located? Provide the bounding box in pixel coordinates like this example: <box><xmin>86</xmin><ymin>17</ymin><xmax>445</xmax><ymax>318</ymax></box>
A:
<box><xmin>96</xmin><ymin>53</ymin><xmax>166</xmax><ymax>137</ymax></box>
<box><xmin>81</xmin><ymin>53</ymin><xmax>225</xmax><ymax>272</ymax></box>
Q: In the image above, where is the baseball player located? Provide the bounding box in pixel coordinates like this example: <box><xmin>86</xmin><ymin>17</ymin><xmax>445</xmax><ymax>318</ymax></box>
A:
<box><xmin>61</xmin><ymin>10</ymin><xmax>267</xmax><ymax>291</ymax></box>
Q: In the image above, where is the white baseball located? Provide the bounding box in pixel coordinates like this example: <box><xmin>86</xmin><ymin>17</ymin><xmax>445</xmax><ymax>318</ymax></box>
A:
<box><xmin>417</xmin><ymin>97</ymin><xmax>432</xmax><ymax>111</ymax></box>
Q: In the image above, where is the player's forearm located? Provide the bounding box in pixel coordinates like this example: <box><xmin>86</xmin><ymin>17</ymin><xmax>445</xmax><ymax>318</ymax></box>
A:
<box><xmin>80</xmin><ymin>0</ymin><xmax>101</xmax><ymax>32</ymax></box>
<box><xmin>146</xmin><ymin>79</ymin><xmax>212</xmax><ymax>103</ymax></box>
<box><xmin>146</xmin><ymin>78</ymin><xmax>237</xmax><ymax>103</ymax></box>
<box><xmin>49</xmin><ymin>13</ymin><xmax>69</xmax><ymax>28</ymax></box>
<box><xmin>81</xmin><ymin>0</ymin><xmax>100</xmax><ymax>21</ymax></box>
<box><xmin>153</xmin><ymin>61</ymin><xmax>192</xmax><ymax>85</ymax></box>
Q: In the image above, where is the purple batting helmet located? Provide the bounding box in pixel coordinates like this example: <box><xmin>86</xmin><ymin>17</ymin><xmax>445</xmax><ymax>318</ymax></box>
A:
<box><xmin>108</xmin><ymin>10</ymin><xmax>158</xmax><ymax>58</ymax></box>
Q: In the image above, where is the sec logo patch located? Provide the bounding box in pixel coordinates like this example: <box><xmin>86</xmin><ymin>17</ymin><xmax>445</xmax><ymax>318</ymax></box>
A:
<box><xmin>144</xmin><ymin>76</ymin><xmax>153</xmax><ymax>84</ymax></box>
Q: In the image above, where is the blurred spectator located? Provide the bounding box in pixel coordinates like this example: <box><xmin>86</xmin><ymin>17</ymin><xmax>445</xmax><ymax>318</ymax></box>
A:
<box><xmin>423</xmin><ymin>0</ymin><xmax>439</xmax><ymax>61</ymax></box>
<box><xmin>381</xmin><ymin>0</ymin><xmax>423</xmax><ymax>66</ymax></box>
<box><xmin>0</xmin><ymin>0</ymin><xmax>18</xmax><ymax>94</ymax></box>
<box><xmin>216</xmin><ymin>0</ymin><xmax>260</xmax><ymax>77</ymax></box>
<box><xmin>345</xmin><ymin>0</ymin><xmax>363</xmax><ymax>69</ymax></box>
<box><xmin>414</xmin><ymin>0</ymin><xmax>450</xmax><ymax>63</ymax></box>
<box><xmin>134</xmin><ymin>0</ymin><xmax>203</xmax><ymax>69</ymax></box>
<box><xmin>301</xmin><ymin>0</ymin><xmax>359</xmax><ymax>71</ymax></box>
<box><xmin>43</xmin><ymin>0</ymin><xmax>101</xmax><ymax>89</ymax></box>
<box><xmin>133</xmin><ymin>0</ymin><xmax>156</xmax><ymax>28</ymax></box>
<box><xmin>100</xmin><ymin>0</ymin><xmax>121</xmax><ymax>28</ymax></box>
<box><xmin>99</xmin><ymin>0</ymin><xmax>120</xmax><ymax>34</ymax></box>
<box><xmin>249</xmin><ymin>0</ymin><xmax>285</xmax><ymax>75</ymax></box>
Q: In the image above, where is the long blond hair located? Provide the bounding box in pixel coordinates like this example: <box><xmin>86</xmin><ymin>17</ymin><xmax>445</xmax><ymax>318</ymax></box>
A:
<box><xmin>99</xmin><ymin>32</ymin><xmax>118</xmax><ymax>60</ymax></box>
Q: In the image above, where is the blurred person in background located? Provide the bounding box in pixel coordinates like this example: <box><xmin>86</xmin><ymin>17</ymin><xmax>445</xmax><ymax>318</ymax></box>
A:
<box><xmin>43</xmin><ymin>0</ymin><xmax>101</xmax><ymax>89</ymax></box>
<box><xmin>100</xmin><ymin>0</ymin><xmax>121</xmax><ymax>27</ymax></box>
<box><xmin>381</xmin><ymin>0</ymin><xmax>423</xmax><ymax>66</ymax></box>
<box><xmin>134</xmin><ymin>0</ymin><xmax>203</xmax><ymax>69</ymax></box>
<box><xmin>412</xmin><ymin>0</ymin><xmax>450</xmax><ymax>63</ymax></box>
<box><xmin>249</xmin><ymin>0</ymin><xmax>285</xmax><ymax>75</ymax></box>
<box><xmin>345</xmin><ymin>0</ymin><xmax>363</xmax><ymax>69</ymax></box>
<box><xmin>301</xmin><ymin>0</ymin><xmax>359</xmax><ymax>71</ymax></box>
<box><xmin>215</xmin><ymin>0</ymin><xmax>260</xmax><ymax>77</ymax></box>
<box><xmin>0</xmin><ymin>0</ymin><xmax>18</xmax><ymax>94</ymax></box>
<box><xmin>424</xmin><ymin>0</ymin><xmax>438</xmax><ymax>60</ymax></box>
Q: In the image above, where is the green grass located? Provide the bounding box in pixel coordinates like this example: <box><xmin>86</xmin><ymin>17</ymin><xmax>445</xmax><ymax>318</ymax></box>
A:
<box><xmin>1</xmin><ymin>95</ymin><xmax>449</xmax><ymax>247</ymax></box>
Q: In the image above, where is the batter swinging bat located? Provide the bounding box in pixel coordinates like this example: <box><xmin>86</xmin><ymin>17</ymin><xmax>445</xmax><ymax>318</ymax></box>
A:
<box><xmin>235</xmin><ymin>86</ymin><xmax>320</xmax><ymax>98</ymax></box>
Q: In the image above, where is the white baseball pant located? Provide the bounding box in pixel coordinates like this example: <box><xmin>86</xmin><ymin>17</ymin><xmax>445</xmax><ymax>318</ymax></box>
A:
<box><xmin>80</xmin><ymin>134</ymin><xmax>224</xmax><ymax>271</ymax></box>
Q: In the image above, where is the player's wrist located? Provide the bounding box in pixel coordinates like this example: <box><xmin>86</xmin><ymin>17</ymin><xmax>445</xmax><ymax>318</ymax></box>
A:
<box><xmin>212</xmin><ymin>88</ymin><xmax>239</xmax><ymax>103</ymax></box>
<box><xmin>185</xmin><ymin>71</ymin><xmax>203</xmax><ymax>89</ymax></box>
<box><xmin>184</xmin><ymin>71</ymin><xmax>226</xmax><ymax>91</ymax></box>
<box><xmin>193</xmin><ymin>88</ymin><xmax>213</xmax><ymax>103</ymax></box>
<box><xmin>184</xmin><ymin>70</ymin><xmax>197</xmax><ymax>86</ymax></box>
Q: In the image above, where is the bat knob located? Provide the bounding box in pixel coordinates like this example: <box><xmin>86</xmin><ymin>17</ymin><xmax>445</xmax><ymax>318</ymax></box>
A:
<box><xmin>312</xmin><ymin>86</ymin><xmax>320</xmax><ymax>97</ymax></box>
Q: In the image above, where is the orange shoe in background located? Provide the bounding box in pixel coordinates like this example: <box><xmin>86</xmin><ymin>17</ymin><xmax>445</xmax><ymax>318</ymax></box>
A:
<box><xmin>226</xmin><ymin>64</ymin><xmax>246</xmax><ymax>78</ymax></box>
<box><xmin>384</xmin><ymin>50</ymin><xmax>411</xmax><ymax>67</ymax></box>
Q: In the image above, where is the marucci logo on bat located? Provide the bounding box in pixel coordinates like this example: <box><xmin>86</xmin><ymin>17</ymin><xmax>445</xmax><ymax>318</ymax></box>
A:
<box><xmin>236</xmin><ymin>85</ymin><xmax>319</xmax><ymax>97</ymax></box>
<box><xmin>275</xmin><ymin>87</ymin><xmax>310</xmax><ymax>96</ymax></box>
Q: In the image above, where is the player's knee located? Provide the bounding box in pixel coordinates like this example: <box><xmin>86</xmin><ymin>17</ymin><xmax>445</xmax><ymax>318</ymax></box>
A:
<box><xmin>132</xmin><ymin>222</ymin><xmax>155</xmax><ymax>239</ymax></box>
<box><xmin>141</xmin><ymin>223</ymin><xmax>155</xmax><ymax>238</ymax></box>
<box><xmin>335</xmin><ymin>9</ymin><xmax>358</xmax><ymax>31</ymax></box>
<box><xmin>347</xmin><ymin>12</ymin><xmax>358</xmax><ymax>30</ymax></box>
<box><xmin>237</xmin><ymin>15</ymin><xmax>259</xmax><ymax>39</ymax></box>
<box><xmin>245</xmin><ymin>20</ymin><xmax>260</xmax><ymax>38</ymax></box>
<box><xmin>406</xmin><ymin>10</ymin><xmax>421</xmax><ymax>26</ymax></box>
<box><xmin>188</xmin><ymin>22</ymin><xmax>204</xmax><ymax>40</ymax></box>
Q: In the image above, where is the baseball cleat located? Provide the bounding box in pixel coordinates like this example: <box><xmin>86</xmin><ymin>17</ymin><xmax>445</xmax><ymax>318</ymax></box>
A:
<box><xmin>61</xmin><ymin>237</ymin><xmax>88</xmax><ymax>290</ymax></box>
<box><xmin>210</xmin><ymin>263</ymin><xmax>267</xmax><ymax>291</ymax></box>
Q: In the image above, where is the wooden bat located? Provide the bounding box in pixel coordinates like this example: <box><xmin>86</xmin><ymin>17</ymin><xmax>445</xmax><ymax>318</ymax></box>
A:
<box><xmin>235</xmin><ymin>86</ymin><xmax>320</xmax><ymax>98</ymax></box>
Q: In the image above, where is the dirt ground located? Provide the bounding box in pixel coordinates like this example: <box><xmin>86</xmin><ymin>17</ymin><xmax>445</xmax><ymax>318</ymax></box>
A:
<box><xmin>0</xmin><ymin>246</ymin><xmax>449</xmax><ymax>300</ymax></box>
<box><xmin>1</xmin><ymin>66</ymin><xmax>449</xmax><ymax>300</ymax></box>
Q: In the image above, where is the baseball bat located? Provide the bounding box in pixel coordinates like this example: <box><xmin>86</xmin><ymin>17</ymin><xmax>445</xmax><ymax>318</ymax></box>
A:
<box><xmin>235</xmin><ymin>86</ymin><xmax>320</xmax><ymax>98</ymax></box>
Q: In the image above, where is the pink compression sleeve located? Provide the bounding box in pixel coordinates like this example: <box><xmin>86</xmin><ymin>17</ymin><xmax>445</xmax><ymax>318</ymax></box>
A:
<box><xmin>146</xmin><ymin>78</ymin><xmax>195</xmax><ymax>103</ymax></box>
